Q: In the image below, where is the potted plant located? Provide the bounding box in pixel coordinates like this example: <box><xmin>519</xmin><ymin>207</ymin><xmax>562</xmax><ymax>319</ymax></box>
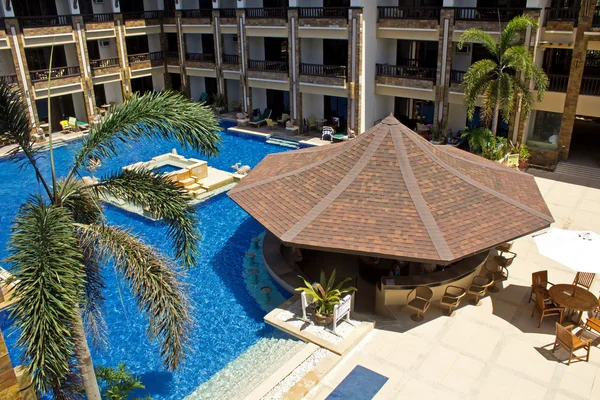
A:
<box><xmin>212</xmin><ymin>92</ymin><xmax>227</xmax><ymax>114</ymax></box>
<box><xmin>510</xmin><ymin>141</ymin><xmax>530</xmax><ymax>170</ymax></box>
<box><xmin>296</xmin><ymin>269</ymin><xmax>357</xmax><ymax>326</ymax></box>
<box><xmin>429</xmin><ymin>123</ymin><xmax>447</xmax><ymax>145</ymax></box>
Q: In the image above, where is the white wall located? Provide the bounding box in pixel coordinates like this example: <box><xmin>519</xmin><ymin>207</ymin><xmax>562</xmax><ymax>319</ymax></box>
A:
<box><xmin>362</xmin><ymin>0</ymin><xmax>377</xmax><ymax>129</ymax></box>
<box><xmin>104</xmin><ymin>81</ymin><xmax>124</xmax><ymax>104</ymax></box>
<box><xmin>301</xmin><ymin>38</ymin><xmax>323</xmax><ymax>64</ymax></box>
<box><xmin>143</xmin><ymin>0</ymin><xmax>163</xmax><ymax>11</ymax></box>
<box><xmin>182</xmin><ymin>0</ymin><xmax>200</xmax><ymax>8</ymax></box>
<box><xmin>190</xmin><ymin>76</ymin><xmax>207</xmax><ymax>101</ymax></box>
<box><xmin>152</xmin><ymin>70</ymin><xmax>165</xmax><ymax>91</ymax></box>
<box><xmin>92</xmin><ymin>1</ymin><xmax>114</xmax><ymax>13</ymax></box>
<box><xmin>375</xmin><ymin>38</ymin><xmax>396</xmax><ymax>65</ymax></box>
<box><xmin>148</xmin><ymin>34</ymin><xmax>162</xmax><ymax>52</ymax></box>
<box><xmin>55</xmin><ymin>0</ymin><xmax>70</xmax><ymax>15</ymax></box>
<box><xmin>373</xmin><ymin>95</ymin><xmax>394</xmax><ymax>124</ymax></box>
<box><xmin>220</xmin><ymin>0</ymin><xmax>237</xmax><ymax>8</ymax></box>
<box><xmin>448</xmin><ymin>102</ymin><xmax>468</xmax><ymax>134</ymax></box>
<box><xmin>186</xmin><ymin>34</ymin><xmax>204</xmax><ymax>53</ymax></box>
<box><xmin>226</xmin><ymin>79</ymin><xmax>240</xmax><ymax>110</ymax></box>
<box><xmin>451</xmin><ymin>44</ymin><xmax>472</xmax><ymax>72</ymax></box>
<box><xmin>223</xmin><ymin>34</ymin><xmax>237</xmax><ymax>55</ymax></box>
<box><xmin>64</xmin><ymin>44</ymin><xmax>79</xmax><ymax>67</ymax></box>
<box><xmin>302</xmin><ymin>93</ymin><xmax>324</xmax><ymax>120</ymax></box>
<box><xmin>251</xmin><ymin>87</ymin><xmax>267</xmax><ymax>112</ymax></box>
<box><xmin>0</xmin><ymin>50</ymin><xmax>15</xmax><ymax>74</ymax></box>
<box><xmin>248</xmin><ymin>37</ymin><xmax>265</xmax><ymax>60</ymax></box>
<box><xmin>98</xmin><ymin>39</ymin><xmax>118</xmax><ymax>59</ymax></box>
<box><xmin>245</xmin><ymin>0</ymin><xmax>263</xmax><ymax>7</ymax></box>
<box><xmin>72</xmin><ymin>92</ymin><xmax>87</xmax><ymax>122</ymax></box>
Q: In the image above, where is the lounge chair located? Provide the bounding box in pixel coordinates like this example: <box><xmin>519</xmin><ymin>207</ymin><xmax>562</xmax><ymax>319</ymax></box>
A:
<box><xmin>531</xmin><ymin>288</ymin><xmax>564</xmax><ymax>328</ymax></box>
<box><xmin>307</xmin><ymin>116</ymin><xmax>317</xmax><ymax>131</ymax></box>
<box><xmin>406</xmin><ymin>286</ymin><xmax>433</xmax><ymax>321</ymax></box>
<box><xmin>60</xmin><ymin>120</ymin><xmax>72</xmax><ymax>132</ymax></box>
<box><xmin>265</xmin><ymin>118</ymin><xmax>277</xmax><ymax>129</ymax></box>
<box><xmin>553</xmin><ymin>323</ymin><xmax>592</xmax><ymax>365</ymax></box>
<box><xmin>249</xmin><ymin>108</ymin><xmax>272</xmax><ymax>127</ymax></box>
<box><xmin>199</xmin><ymin>92</ymin><xmax>208</xmax><ymax>103</ymax></box>
<box><xmin>277</xmin><ymin>113</ymin><xmax>289</xmax><ymax>126</ymax></box>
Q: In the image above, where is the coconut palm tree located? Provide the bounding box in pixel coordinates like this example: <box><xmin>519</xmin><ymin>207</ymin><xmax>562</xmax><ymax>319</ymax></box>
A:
<box><xmin>0</xmin><ymin>80</ymin><xmax>221</xmax><ymax>399</ymax></box>
<box><xmin>458</xmin><ymin>15</ymin><xmax>549</xmax><ymax>135</ymax></box>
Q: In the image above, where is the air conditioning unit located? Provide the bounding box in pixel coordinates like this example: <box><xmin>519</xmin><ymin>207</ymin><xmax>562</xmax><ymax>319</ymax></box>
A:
<box><xmin>93</xmin><ymin>0</ymin><xmax>105</xmax><ymax>4</ymax></box>
<box><xmin>99</xmin><ymin>40</ymin><xmax>110</xmax><ymax>47</ymax></box>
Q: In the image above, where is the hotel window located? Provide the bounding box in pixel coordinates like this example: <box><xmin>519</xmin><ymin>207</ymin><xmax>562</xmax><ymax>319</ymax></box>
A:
<box><xmin>527</xmin><ymin>111</ymin><xmax>562</xmax><ymax>150</ymax></box>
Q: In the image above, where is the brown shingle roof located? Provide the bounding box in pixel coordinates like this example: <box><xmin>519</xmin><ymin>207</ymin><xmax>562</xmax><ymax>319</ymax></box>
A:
<box><xmin>228</xmin><ymin>115</ymin><xmax>554</xmax><ymax>264</ymax></box>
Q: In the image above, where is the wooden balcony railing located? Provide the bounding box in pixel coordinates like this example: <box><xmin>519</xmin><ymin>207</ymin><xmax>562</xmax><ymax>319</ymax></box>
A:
<box><xmin>245</xmin><ymin>8</ymin><xmax>287</xmax><ymax>19</ymax></box>
<box><xmin>181</xmin><ymin>9</ymin><xmax>213</xmax><ymax>18</ymax></box>
<box><xmin>167</xmin><ymin>51</ymin><xmax>179</xmax><ymax>60</ymax></box>
<box><xmin>545</xmin><ymin>7</ymin><xmax>579</xmax><ymax>22</ymax></box>
<box><xmin>298</xmin><ymin>7</ymin><xmax>348</xmax><ymax>19</ymax></box>
<box><xmin>30</xmin><ymin>66</ymin><xmax>80</xmax><ymax>82</ymax></box>
<box><xmin>454</xmin><ymin>7</ymin><xmax>525</xmax><ymax>22</ymax></box>
<box><xmin>20</xmin><ymin>15</ymin><xmax>72</xmax><ymax>28</ymax></box>
<box><xmin>219</xmin><ymin>8</ymin><xmax>237</xmax><ymax>18</ymax></box>
<box><xmin>450</xmin><ymin>69</ymin><xmax>465</xmax><ymax>84</ymax></box>
<box><xmin>82</xmin><ymin>13</ymin><xmax>114</xmax><ymax>23</ymax></box>
<box><xmin>580</xmin><ymin>76</ymin><xmax>600</xmax><ymax>96</ymax></box>
<box><xmin>376</xmin><ymin>63</ymin><xmax>436</xmax><ymax>81</ymax></box>
<box><xmin>248</xmin><ymin>59</ymin><xmax>288</xmax><ymax>73</ymax></box>
<box><xmin>128</xmin><ymin>52</ymin><xmax>163</xmax><ymax>64</ymax></box>
<box><xmin>90</xmin><ymin>57</ymin><xmax>120</xmax><ymax>69</ymax></box>
<box><xmin>0</xmin><ymin>74</ymin><xmax>18</xmax><ymax>85</ymax></box>
<box><xmin>300</xmin><ymin>63</ymin><xmax>347</xmax><ymax>78</ymax></box>
<box><xmin>546</xmin><ymin>74</ymin><xmax>569</xmax><ymax>92</ymax></box>
<box><xmin>222</xmin><ymin>53</ymin><xmax>239</xmax><ymax>64</ymax></box>
<box><xmin>122</xmin><ymin>11</ymin><xmax>161</xmax><ymax>20</ymax></box>
<box><xmin>186</xmin><ymin>53</ymin><xmax>215</xmax><ymax>62</ymax></box>
<box><xmin>377</xmin><ymin>7</ymin><xmax>440</xmax><ymax>21</ymax></box>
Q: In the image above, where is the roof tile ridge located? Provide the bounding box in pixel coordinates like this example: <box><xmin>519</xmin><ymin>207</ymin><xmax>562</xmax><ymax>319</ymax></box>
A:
<box><xmin>437</xmin><ymin>146</ymin><xmax>524</xmax><ymax>175</ymax></box>
<box><xmin>280</xmin><ymin>128</ymin><xmax>390</xmax><ymax>243</ymax></box>
<box><xmin>391</xmin><ymin>126</ymin><xmax>454</xmax><ymax>261</ymax></box>
<box><xmin>404</xmin><ymin>132</ymin><xmax>554</xmax><ymax>223</ymax></box>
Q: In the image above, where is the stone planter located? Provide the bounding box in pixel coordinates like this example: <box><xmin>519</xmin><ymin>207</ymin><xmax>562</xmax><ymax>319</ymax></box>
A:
<box><xmin>314</xmin><ymin>313</ymin><xmax>333</xmax><ymax>326</ymax></box>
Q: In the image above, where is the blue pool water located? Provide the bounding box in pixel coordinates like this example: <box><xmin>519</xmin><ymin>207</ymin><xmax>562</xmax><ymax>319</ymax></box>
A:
<box><xmin>0</xmin><ymin>125</ymin><xmax>290</xmax><ymax>399</ymax></box>
<box><xmin>153</xmin><ymin>163</ymin><xmax>183</xmax><ymax>175</ymax></box>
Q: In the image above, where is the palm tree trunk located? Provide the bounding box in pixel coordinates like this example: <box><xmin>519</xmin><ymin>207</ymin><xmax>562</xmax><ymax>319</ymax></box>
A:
<box><xmin>491</xmin><ymin>100</ymin><xmax>500</xmax><ymax>136</ymax></box>
<box><xmin>72</xmin><ymin>311</ymin><xmax>101</xmax><ymax>399</ymax></box>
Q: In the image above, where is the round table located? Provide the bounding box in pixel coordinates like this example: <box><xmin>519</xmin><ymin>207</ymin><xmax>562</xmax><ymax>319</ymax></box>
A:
<box><xmin>549</xmin><ymin>284</ymin><xmax>598</xmax><ymax>324</ymax></box>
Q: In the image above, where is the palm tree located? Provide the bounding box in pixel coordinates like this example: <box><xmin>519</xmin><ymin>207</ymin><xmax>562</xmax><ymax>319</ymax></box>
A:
<box><xmin>0</xmin><ymin>80</ymin><xmax>221</xmax><ymax>399</ymax></box>
<box><xmin>458</xmin><ymin>15</ymin><xmax>549</xmax><ymax>135</ymax></box>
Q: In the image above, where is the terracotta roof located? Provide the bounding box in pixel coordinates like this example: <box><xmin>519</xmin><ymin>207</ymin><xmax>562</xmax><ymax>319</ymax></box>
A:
<box><xmin>228</xmin><ymin>115</ymin><xmax>554</xmax><ymax>264</ymax></box>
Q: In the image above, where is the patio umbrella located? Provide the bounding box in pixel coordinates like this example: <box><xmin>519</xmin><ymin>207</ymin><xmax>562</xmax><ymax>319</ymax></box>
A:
<box><xmin>533</xmin><ymin>228</ymin><xmax>600</xmax><ymax>273</ymax></box>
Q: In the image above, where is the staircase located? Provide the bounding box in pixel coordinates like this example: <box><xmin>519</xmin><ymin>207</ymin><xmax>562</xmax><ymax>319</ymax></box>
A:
<box><xmin>555</xmin><ymin>162</ymin><xmax>600</xmax><ymax>182</ymax></box>
<box><xmin>266</xmin><ymin>135</ymin><xmax>300</xmax><ymax>149</ymax></box>
<box><xmin>176</xmin><ymin>176</ymin><xmax>207</xmax><ymax>197</ymax></box>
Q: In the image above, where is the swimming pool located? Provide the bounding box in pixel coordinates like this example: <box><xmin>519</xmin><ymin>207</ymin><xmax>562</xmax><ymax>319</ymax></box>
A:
<box><xmin>152</xmin><ymin>163</ymin><xmax>184</xmax><ymax>175</ymax></box>
<box><xmin>0</xmin><ymin>124</ymin><xmax>294</xmax><ymax>399</ymax></box>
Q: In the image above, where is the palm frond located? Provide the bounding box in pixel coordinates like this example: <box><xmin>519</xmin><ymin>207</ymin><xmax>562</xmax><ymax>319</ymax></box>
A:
<box><xmin>5</xmin><ymin>197</ymin><xmax>84</xmax><ymax>394</ymax></box>
<box><xmin>457</xmin><ymin>29</ymin><xmax>497</xmax><ymax>59</ymax></box>
<box><xmin>481</xmin><ymin>79</ymin><xmax>499</xmax><ymax>125</ymax></box>
<box><xmin>531</xmin><ymin>64</ymin><xmax>549</xmax><ymax>101</ymax></box>
<box><xmin>463</xmin><ymin>59</ymin><xmax>497</xmax><ymax>120</ymax></box>
<box><xmin>498</xmin><ymin>73</ymin><xmax>515</xmax><ymax>123</ymax></box>
<box><xmin>498</xmin><ymin>15</ymin><xmax>538</xmax><ymax>56</ymax></box>
<box><xmin>58</xmin><ymin>179</ymin><xmax>103</xmax><ymax>225</ymax></box>
<box><xmin>75</xmin><ymin>223</ymin><xmax>192</xmax><ymax>371</ymax></box>
<box><xmin>92</xmin><ymin>168</ymin><xmax>199</xmax><ymax>269</ymax></box>
<box><xmin>513</xmin><ymin>77</ymin><xmax>535</xmax><ymax>120</ymax></box>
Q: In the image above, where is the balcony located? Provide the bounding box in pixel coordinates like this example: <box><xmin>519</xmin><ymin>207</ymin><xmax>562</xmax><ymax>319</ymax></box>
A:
<box><xmin>122</xmin><ymin>11</ymin><xmax>162</xmax><ymax>20</ymax></box>
<box><xmin>219</xmin><ymin>9</ymin><xmax>237</xmax><ymax>18</ymax></box>
<box><xmin>594</xmin><ymin>9</ymin><xmax>600</xmax><ymax>28</ymax></box>
<box><xmin>0</xmin><ymin>74</ymin><xmax>18</xmax><ymax>86</ymax></box>
<box><xmin>245</xmin><ymin>8</ymin><xmax>287</xmax><ymax>19</ymax></box>
<box><xmin>450</xmin><ymin>70</ymin><xmax>465</xmax><ymax>84</ymax></box>
<box><xmin>300</xmin><ymin>63</ymin><xmax>346</xmax><ymax>78</ymax></box>
<box><xmin>181</xmin><ymin>9</ymin><xmax>213</xmax><ymax>19</ymax></box>
<box><xmin>128</xmin><ymin>51</ymin><xmax>163</xmax><ymax>64</ymax></box>
<box><xmin>90</xmin><ymin>57</ymin><xmax>120</xmax><ymax>70</ymax></box>
<box><xmin>545</xmin><ymin>7</ymin><xmax>579</xmax><ymax>23</ymax></box>
<box><xmin>20</xmin><ymin>15</ymin><xmax>72</xmax><ymax>28</ymax></box>
<box><xmin>377</xmin><ymin>7</ymin><xmax>440</xmax><ymax>21</ymax></box>
<box><xmin>454</xmin><ymin>8</ymin><xmax>525</xmax><ymax>22</ymax></box>
<box><xmin>82</xmin><ymin>13</ymin><xmax>115</xmax><ymax>23</ymax></box>
<box><xmin>248</xmin><ymin>59</ymin><xmax>288</xmax><ymax>72</ymax></box>
<box><xmin>222</xmin><ymin>54</ymin><xmax>239</xmax><ymax>64</ymax></box>
<box><xmin>30</xmin><ymin>66</ymin><xmax>80</xmax><ymax>82</ymax></box>
<box><xmin>298</xmin><ymin>7</ymin><xmax>348</xmax><ymax>19</ymax></box>
<box><xmin>376</xmin><ymin>62</ymin><xmax>436</xmax><ymax>81</ymax></box>
<box><xmin>546</xmin><ymin>74</ymin><xmax>569</xmax><ymax>92</ymax></box>
<box><xmin>580</xmin><ymin>77</ymin><xmax>600</xmax><ymax>96</ymax></box>
<box><xmin>186</xmin><ymin>52</ymin><xmax>215</xmax><ymax>62</ymax></box>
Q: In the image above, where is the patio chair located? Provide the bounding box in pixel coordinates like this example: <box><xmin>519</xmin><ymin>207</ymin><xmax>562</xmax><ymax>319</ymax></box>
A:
<box><xmin>573</xmin><ymin>272</ymin><xmax>595</xmax><ymax>290</ymax></box>
<box><xmin>307</xmin><ymin>116</ymin><xmax>317</xmax><ymax>131</ymax></box>
<box><xmin>496</xmin><ymin>242</ymin><xmax>513</xmax><ymax>254</ymax></box>
<box><xmin>68</xmin><ymin>117</ymin><xmax>79</xmax><ymax>131</ymax></box>
<box><xmin>249</xmin><ymin>108</ymin><xmax>272</xmax><ymax>127</ymax></box>
<box><xmin>199</xmin><ymin>92</ymin><xmax>208</xmax><ymax>103</ymax></box>
<box><xmin>467</xmin><ymin>273</ymin><xmax>494</xmax><ymax>305</ymax></box>
<box><xmin>277</xmin><ymin>113</ymin><xmax>289</xmax><ymax>126</ymax></box>
<box><xmin>529</xmin><ymin>270</ymin><xmax>554</xmax><ymax>304</ymax></box>
<box><xmin>493</xmin><ymin>250</ymin><xmax>516</xmax><ymax>278</ymax></box>
<box><xmin>406</xmin><ymin>286</ymin><xmax>433</xmax><ymax>321</ymax></box>
<box><xmin>531</xmin><ymin>288</ymin><xmax>564</xmax><ymax>328</ymax></box>
<box><xmin>265</xmin><ymin>118</ymin><xmax>277</xmax><ymax>129</ymax></box>
<box><xmin>439</xmin><ymin>285</ymin><xmax>467</xmax><ymax>316</ymax></box>
<box><xmin>552</xmin><ymin>323</ymin><xmax>592</xmax><ymax>365</ymax></box>
<box><xmin>60</xmin><ymin>120</ymin><xmax>72</xmax><ymax>132</ymax></box>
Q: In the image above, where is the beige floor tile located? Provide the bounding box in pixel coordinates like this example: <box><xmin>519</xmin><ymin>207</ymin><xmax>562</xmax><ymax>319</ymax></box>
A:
<box><xmin>476</xmin><ymin>368</ymin><xmax>518</xmax><ymax>400</ymax></box>
<box><xmin>559</xmin><ymin>369</ymin><xmax>595</xmax><ymax>399</ymax></box>
<box><xmin>416</xmin><ymin>345</ymin><xmax>460</xmax><ymax>381</ymax></box>
<box><xmin>509</xmin><ymin>377</ymin><xmax>548</xmax><ymax>400</ymax></box>
<box><xmin>395</xmin><ymin>378</ymin><xmax>436</xmax><ymax>400</ymax></box>
<box><xmin>496</xmin><ymin>337</ymin><xmax>556</xmax><ymax>385</ymax></box>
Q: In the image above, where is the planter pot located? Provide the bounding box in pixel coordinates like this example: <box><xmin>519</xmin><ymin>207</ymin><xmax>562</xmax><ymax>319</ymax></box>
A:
<box><xmin>215</xmin><ymin>107</ymin><xmax>225</xmax><ymax>114</ymax></box>
<box><xmin>314</xmin><ymin>313</ymin><xmax>333</xmax><ymax>326</ymax></box>
<box><xmin>518</xmin><ymin>160</ymin><xmax>529</xmax><ymax>171</ymax></box>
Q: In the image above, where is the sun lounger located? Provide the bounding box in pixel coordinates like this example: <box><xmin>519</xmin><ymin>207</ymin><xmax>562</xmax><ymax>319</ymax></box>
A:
<box><xmin>249</xmin><ymin>108</ymin><xmax>272</xmax><ymax>127</ymax></box>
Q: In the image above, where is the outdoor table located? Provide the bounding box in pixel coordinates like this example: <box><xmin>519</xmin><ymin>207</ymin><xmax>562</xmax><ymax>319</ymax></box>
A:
<box><xmin>549</xmin><ymin>284</ymin><xmax>599</xmax><ymax>325</ymax></box>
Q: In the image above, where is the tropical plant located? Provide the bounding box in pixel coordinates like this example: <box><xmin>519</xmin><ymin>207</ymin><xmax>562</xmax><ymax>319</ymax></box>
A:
<box><xmin>96</xmin><ymin>364</ymin><xmax>150</xmax><ymax>400</ymax></box>
<box><xmin>212</xmin><ymin>92</ymin><xmax>227</xmax><ymax>109</ymax></box>
<box><xmin>0</xmin><ymin>75</ymin><xmax>220</xmax><ymax>399</ymax></box>
<box><xmin>461</xmin><ymin>127</ymin><xmax>508</xmax><ymax>161</ymax></box>
<box><xmin>509</xmin><ymin>141</ymin><xmax>530</xmax><ymax>162</ymax></box>
<box><xmin>458</xmin><ymin>15</ymin><xmax>548</xmax><ymax>135</ymax></box>
<box><xmin>296</xmin><ymin>269</ymin><xmax>357</xmax><ymax>317</ymax></box>
<box><xmin>429</xmin><ymin>122</ymin><xmax>447</xmax><ymax>143</ymax></box>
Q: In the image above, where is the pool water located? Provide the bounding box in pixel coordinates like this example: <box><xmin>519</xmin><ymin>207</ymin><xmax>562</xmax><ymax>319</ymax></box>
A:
<box><xmin>152</xmin><ymin>163</ymin><xmax>183</xmax><ymax>175</ymax></box>
<box><xmin>0</xmin><ymin>126</ymin><xmax>292</xmax><ymax>399</ymax></box>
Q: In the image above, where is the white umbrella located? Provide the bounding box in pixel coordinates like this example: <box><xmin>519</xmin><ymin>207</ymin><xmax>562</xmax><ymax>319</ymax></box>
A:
<box><xmin>533</xmin><ymin>228</ymin><xmax>600</xmax><ymax>273</ymax></box>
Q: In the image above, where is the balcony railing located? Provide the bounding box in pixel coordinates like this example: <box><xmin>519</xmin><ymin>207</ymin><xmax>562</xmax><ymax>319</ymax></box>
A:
<box><xmin>594</xmin><ymin>9</ymin><xmax>600</xmax><ymax>27</ymax></box>
<box><xmin>20</xmin><ymin>15</ymin><xmax>72</xmax><ymax>28</ymax></box>
<box><xmin>90</xmin><ymin>57</ymin><xmax>120</xmax><ymax>69</ymax></box>
<box><xmin>300</xmin><ymin>63</ymin><xmax>347</xmax><ymax>78</ymax></box>
<box><xmin>450</xmin><ymin>70</ymin><xmax>465</xmax><ymax>84</ymax></box>
<box><xmin>377</xmin><ymin>7</ymin><xmax>440</xmax><ymax>21</ymax></box>
<box><xmin>163</xmin><ymin>9</ymin><xmax>176</xmax><ymax>18</ymax></box>
<box><xmin>248</xmin><ymin>59</ymin><xmax>288</xmax><ymax>73</ymax></box>
<box><xmin>30</xmin><ymin>66</ymin><xmax>80</xmax><ymax>82</ymax></box>
<box><xmin>122</xmin><ymin>11</ymin><xmax>161</xmax><ymax>20</ymax></box>
<box><xmin>454</xmin><ymin>8</ymin><xmax>525</xmax><ymax>22</ymax></box>
<box><xmin>580</xmin><ymin>77</ymin><xmax>600</xmax><ymax>96</ymax></box>
<box><xmin>82</xmin><ymin>13</ymin><xmax>114</xmax><ymax>23</ymax></box>
<box><xmin>246</xmin><ymin>8</ymin><xmax>287</xmax><ymax>19</ymax></box>
<box><xmin>167</xmin><ymin>51</ymin><xmax>179</xmax><ymax>60</ymax></box>
<box><xmin>298</xmin><ymin>7</ymin><xmax>348</xmax><ymax>19</ymax></box>
<box><xmin>222</xmin><ymin>53</ymin><xmax>239</xmax><ymax>64</ymax></box>
<box><xmin>376</xmin><ymin>63</ymin><xmax>436</xmax><ymax>81</ymax></box>
<box><xmin>220</xmin><ymin>8</ymin><xmax>237</xmax><ymax>18</ymax></box>
<box><xmin>545</xmin><ymin>7</ymin><xmax>579</xmax><ymax>22</ymax></box>
<box><xmin>0</xmin><ymin>74</ymin><xmax>18</xmax><ymax>85</ymax></box>
<box><xmin>546</xmin><ymin>74</ymin><xmax>569</xmax><ymax>92</ymax></box>
<box><xmin>181</xmin><ymin>9</ymin><xmax>212</xmax><ymax>18</ymax></box>
<box><xmin>128</xmin><ymin>52</ymin><xmax>163</xmax><ymax>64</ymax></box>
<box><xmin>186</xmin><ymin>52</ymin><xmax>215</xmax><ymax>62</ymax></box>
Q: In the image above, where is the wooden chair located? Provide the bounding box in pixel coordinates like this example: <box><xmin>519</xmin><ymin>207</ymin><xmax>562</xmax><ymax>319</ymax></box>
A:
<box><xmin>406</xmin><ymin>286</ymin><xmax>433</xmax><ymax>321</ymax></box>
<box><xmin>440</xmin><ymin>285</ymin><xmax>467</xmax><ymax>316</ymax></box>
<box><xmin>573</xmin><ymin>272</ymin><xmax>595</xmax><ymax>290</ymax></box>
<box><xmin>529</xmin><ymin>270</ymin><xmax>554</xmax><ymax>303</ymax></box>
<box><xmin>493</xmin><ymin>250</ymin><xmax>516</xmax><ymax>278</ymax></box>
<box><xmin>552</xmin><ymin>323</ymin><xmax>592</xmax><ymax>365</ymax></box>
<box><xmin>531</xmin><ymin>288</ymin><xmax>564</xmax><ymax>328</ymax></box>
<box><xmin>467</xmin><ymin>273</ymin><xmax>494</xmax><ymax>305</ymax></box>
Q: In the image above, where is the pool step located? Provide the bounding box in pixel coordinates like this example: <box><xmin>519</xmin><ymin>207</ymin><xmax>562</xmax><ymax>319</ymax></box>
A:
<box><xmin>266</xmin><ymin>137</ymin><xmax>300</xmax><ymax>149</ymax></box>
<box><xmin>178</xmin><ymin>177</ymin><xmax>196</xmax><ymax>186</ymax></box>
<box><xmin>185</xmin><ymin>183</ymin><xmax>202</xmax><ymax>191</ymax></box>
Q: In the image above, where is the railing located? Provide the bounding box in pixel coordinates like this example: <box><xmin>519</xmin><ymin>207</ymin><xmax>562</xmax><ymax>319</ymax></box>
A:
<box><xmin>545</xmin><ymin>7</ymin><xmax>579</xmax><ymax>22</ymax></box>
<box><xmin>186</xmin><ymin>52</ymin><xmax>215</xmax><ymax>62</ymax></box>
<box><xmin>122</xmin><ymin>11</ymin><xmax>161</xmax><ymax>20</ymax></box>
<box><xmin>546</xmin><ymin>74</ymin><xmax>569</xmax><ymax>92</ymax></box>
<box><xmin>20</xmin><ymin>15</ymin><xmax>72</xmax><ymax>28</ymax></box>
<box><xmin>454</xmin><ymin>8</ymin><xmax>524</xmax><ymax>22</ymax></box>
<box><xmin>30</xmin><ymin>66</ymin><xmax>80</xmax><ymax>82</ymax></box>
<box><xmin>0</xmin><ymin>74</ymin><xmax>18</xmax><ymax>85</ymax></box>
<box><xmin>300</xmin><ymin>63</ymin><xmax>347</xmax><ymax>78</ymax></box>
<box><xmin>82</xmin><ymin>13</ymin><xmax>114</xmax><ymax>23</ymax></box>
<box><xmin>163</xmin><ymin>9</ymin><xmax>176</xmax><ymax>18</ymax></box>
<box><xmin>376</xmin><ymin>63</ymin><xmax>436</xmax><ymax>81</ymax></box>
<box><xmin>245</xmin><ymin>8</ymin><xmax>287</xmax><ymax>19</ymax></box>
<box><xmin>585</xmin><ymin>55</ymin><xmax>600</xmax><ymax>68</ymax></box>
<box><xmin>181</xmin><ymin>9</ymin><xmax>212</xmax><ymax>18</ymax></box>
<box><xmin>90</xmin><ymin>57</ymin><xmax>120</xmax><ymax>69</ymax></box>
<box><xmin>222</xmin><ymin>53</ymin><xmax>239</xmax><ymax>64</ymax></box>
<box><xmin>580</xmin><ymin>76</ymin><xmax>600</xmax><ymax>96</ymax></box>
<box><xmin>128</xmin><ymin>52</ymin><xmax>163</xmax><ymax>64</ymax></box>
<box><xmin>298</xmin><ymin>7</ymin><xmax>348</xmax><ymax>19</ymax></box>
<box><xmin>377</xmin><ymin>6</ymin><xmax>440</xmax><ymax>21</ymax></box>
<box><xmin>594</xmin><ymin>9</ymin><xmax>600</xmax><ymax>28</ymax></box>
<box><xmin>220</xmin><ymin>8</ymin><xmax>237</xmax><ymax>18</ymax></box>
<box><xmin>248</xmin><ymin>59</ymin><xmax>288</xmax><ymax>72</ymax></box>
<box><xmin>167</xmin><ymin>51</ymin><xmax>179</xmax><ymax>60</ymax></box>
<box><xmin>450</xmin><ymin>70</ymin><xmax>465</xmax><ymax>84</ymax></box>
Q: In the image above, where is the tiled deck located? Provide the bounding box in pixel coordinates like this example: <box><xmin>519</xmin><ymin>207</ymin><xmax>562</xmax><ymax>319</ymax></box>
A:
<box><xmin>304</xmin><ymin>177</ymin><xmax>600</xmax><ymax>400</ymax></box>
